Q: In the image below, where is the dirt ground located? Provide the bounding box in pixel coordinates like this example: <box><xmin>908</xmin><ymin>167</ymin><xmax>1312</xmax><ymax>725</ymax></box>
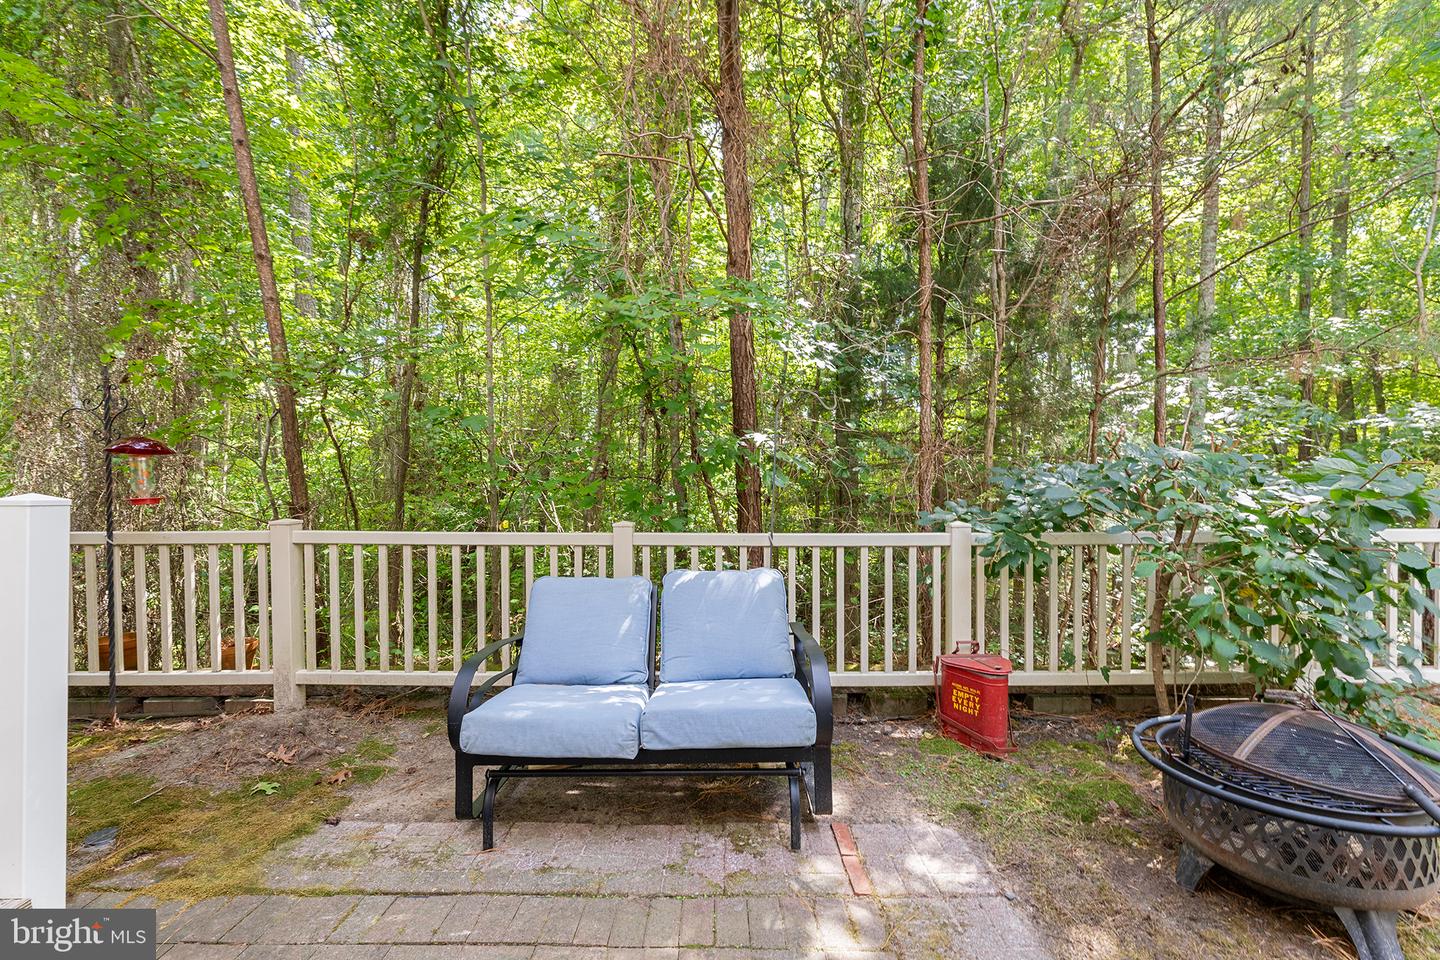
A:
<box><xmin>67</xmin><ymin>696</ymin><xmax>1440</xmax><ymax>958</ymax></box>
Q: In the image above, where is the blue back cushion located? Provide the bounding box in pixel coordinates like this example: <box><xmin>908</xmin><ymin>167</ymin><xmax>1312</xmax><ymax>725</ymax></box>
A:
<box><xmin>515</xmin><ymin>576</ymin><xmax>653</xmax><ymax>685</ymax></box>
<box><xmin>659</xmin><ymin>569</ymin><xmax>793</xmax><ymax>682</ymax></box>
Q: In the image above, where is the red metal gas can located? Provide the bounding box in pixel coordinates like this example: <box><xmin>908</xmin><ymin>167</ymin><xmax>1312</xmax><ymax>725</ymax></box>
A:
<box><xmin>934</xmin><ymin>654</ymin><xmax>1015</xmax><ymax>756</ymax></box>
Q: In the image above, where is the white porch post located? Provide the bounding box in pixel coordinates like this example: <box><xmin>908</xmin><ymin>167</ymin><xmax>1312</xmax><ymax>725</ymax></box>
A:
<box><xmin>612</xmin><ymin>522</ymin><xmax>635</xmax><ymax>578</ymax></box>
<box><xmin>947</xmin><ymin>521</ymin><xmax>973</xmax><ymax>655</ymax></box>
<box><xmin>268</xmin><ymin>519</ymin><xmax>305</xmax><ymax>712</ymax></box>
<box><xmin>0</xmin><ymin>493</ymin><xmax>72</xmax><ymax>908</ymax></box>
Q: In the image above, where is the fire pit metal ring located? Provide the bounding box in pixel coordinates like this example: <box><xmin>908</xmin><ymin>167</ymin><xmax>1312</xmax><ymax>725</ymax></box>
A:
<box><xmin>1133</xmin><ymin>710</ymin><xmax>1440</xmax><ymax>960</ymax></box>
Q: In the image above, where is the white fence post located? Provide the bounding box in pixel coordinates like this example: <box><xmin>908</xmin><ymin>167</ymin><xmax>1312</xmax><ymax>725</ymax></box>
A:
<box><xmin>0</xmin><ymin>493</ymin><xmax>71</xmax><ymax>908</ymax></box>
<box><xmin>947</xmin><ymin>521</ymin><xmax>973</xmax><ymax>655</ymax></box>
<box><xmin>268</xmin><ymin>519</ymin><xmax>305</xmax><ymax>712</ymax></box>
<box><xmin>612</xmin><ymin>522</ymin><xmax>635</xmax><ymax>577</ymax></box>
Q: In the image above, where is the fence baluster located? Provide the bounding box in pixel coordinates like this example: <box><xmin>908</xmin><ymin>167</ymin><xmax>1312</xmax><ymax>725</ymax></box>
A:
<box><xmin>185</xmin><ymin>545</ymin><xmax>198</xmax><ymax>672</ymax></box>
<box><xmin>883</xmin><ymin>546</ymin><xmax>894</xmax><ymax>672</ymax></box>
<box><xmin>427</xmin><ymin>545</ymin><xmax>438</xmax><ymax>672</ymax></box>
<box><xmin>786</xmin><ymin>548</ymin><xmax>797</xmax><ymax>617</ymax></box>
<box><xmin>379</xmin><ymin>545</ymin><xmax>390</xmax><ymax>671</ymax></box>
<box><xmin>998</xmin><ymin>565</ymin><xmax>1009</xmax><ymax>661</ymax></box>
<box><xmin>452</xmin><ymin>545</ymin><xmax>462</xmax><ymax>669</ymax></box>
<box><xmin>208</xmin><ymin>544</ymin><xmax>221</xmax><ymax>672</ymax></box>
<box><xmin>931</xmin><ymin>546</ymin><xmax>942</xmax><ymax>664</ymax></box>
<box><xmin>500</xmin><ymin>547</ymin><xmax>511</xmax><ymax>669</ymax></box>
<box><xmin>256</xmin><ymin>545</ymin><xmax>269</xmax><ymax>671</ymax></box>
<box><xmin>475</xmin><ymin>546</ymin><xmax>486</xmax><ymax>659</ymax></box>
<box><xmin>859</xmin><ymin>546</ymin><xmax>869</xmax><ymax>673</ymax></box>
<box><xmin>1047</xmin><ymin>546</ymin><xmax>1059</xmax><ymax>672</ymax></box>
<box><xmin>111</xmin><ymin>546</ymin><xmax>126</xmax><ymax>672</ymax></box>
<box><xmin>328</xmin><ymin>544</ymin><xmax>340</xmax><ymax>672</ymax></box>
<box><xmin>975</xmin><ymin>550</ymin><xmax>986</xmax><ymax>652</ymax></box>
<box><xmin>810</xmin><ymin>547</ymin><xmax>821</xmax><ymax>641</ymax></box>
<box><xmin>232</xmin><ymin>544</ymin><xmax>245</xmax><ymax>672</ymax></box>
<box><xmin>907</xmin><ymin>547</ymin><xmax>918</xmax><ymax>673</ymax></box>
<box><xmin>836</xmin><ymin>547</ymin><xmax>846</xmax><ymax>672</ymax></box>
<box><xmin>159</xmin><ymin>546</ymin><xmax>174</xmax><ymax>673</ymax></box>
<box><xmin>354</xmin><ymin>547</ymin><xmax>366</xmax><ymax>672</ymax></box>
<box><xmin>1023</xmin><ymin>556</ymin><xmax>1034</xmax><ymax>672</ymax></box>
<box><xmin>1070</xmin><ymin>546</ymin><xmax>1082</xmax><ymax>670</ymax></box>
<box><xmin>1120</xmin><ymin>545</ymin><xmax>1133</xmax><ymax>672</ymax></box>
<box><xmin>1096</xmin><ymin>546</ymin><xmax>1109</xmax><ymax>671</ymax></box>
<box><xmin>84</xmin><ymin>546</ymin><xmax>99</xmax><ymax>671</ymax></box>
<box><xmin>133</xmin><ymin>545</ymin><xmax>148</xmax><ymax>672</ymax></box>
<box><xmin>403</xmin><ymin>546</ymin><xmax>414</xmax><ymax>673</ymax></box>
<box><xmin>302</xmin><ymin>543</ymin><xmax>318</xmax><ymax>672</ymax></box>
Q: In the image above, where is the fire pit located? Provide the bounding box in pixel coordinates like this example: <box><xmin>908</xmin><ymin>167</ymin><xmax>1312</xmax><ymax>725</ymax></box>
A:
<box><xmin>1133</xmin><ymin>699</ymin><xmax>1440</xmax><ymax>960</ymax></box>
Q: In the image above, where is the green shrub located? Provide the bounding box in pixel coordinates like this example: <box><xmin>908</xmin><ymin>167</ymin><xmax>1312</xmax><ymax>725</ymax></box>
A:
<box><xmin>926</xmin><ymin>446</ymin><xmax>1440</xmax><ymax>726</ymax></box>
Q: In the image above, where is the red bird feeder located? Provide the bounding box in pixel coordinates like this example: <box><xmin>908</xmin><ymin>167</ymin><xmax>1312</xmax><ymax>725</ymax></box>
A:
<box><xmin>934</xmin><ymin>653</ymin><xmax>1015</xmax><ymax>756</ymax></box>
<box><xmin>104</xmin><ymin>436</ymin><xmax>177</xmax><ymax>505</ymax></box>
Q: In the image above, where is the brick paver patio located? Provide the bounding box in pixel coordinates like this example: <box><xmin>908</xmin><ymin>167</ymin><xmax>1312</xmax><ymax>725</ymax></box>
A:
<box><xmin>73</xmin><ymin>817</ymin><xmax>1051</xmax><ymax>959</ymax></box>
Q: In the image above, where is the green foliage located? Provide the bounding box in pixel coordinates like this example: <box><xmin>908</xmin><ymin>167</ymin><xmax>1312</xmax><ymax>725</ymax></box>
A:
<box><xmin>927</xmin><ymin>447</ymin><xmax>1440</xmax><ymax>723</ymax></box>
<box><xmin>1</xmin><ymin>0</ymin><xmax>1439</xmax><ymax>538</ymax></box>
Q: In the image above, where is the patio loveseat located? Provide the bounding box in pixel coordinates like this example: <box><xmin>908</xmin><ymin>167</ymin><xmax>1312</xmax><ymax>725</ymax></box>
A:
<box><xmin>447</xmin><ymin>568</ymin><xmax>833</xmax><ymax>849</ymax></box>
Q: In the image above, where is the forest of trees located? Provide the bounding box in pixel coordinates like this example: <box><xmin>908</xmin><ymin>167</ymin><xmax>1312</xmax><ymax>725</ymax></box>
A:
<box><xmin>2</xmin><ymin>0</ymin><xmax>1438</xmax><ymax>533</ymax></box>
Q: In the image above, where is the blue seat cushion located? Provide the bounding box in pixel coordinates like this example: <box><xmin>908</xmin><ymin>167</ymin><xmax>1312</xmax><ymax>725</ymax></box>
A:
<box><xmin>639</xmin><ymin>678</ymin><xmax>816</xmax><ymax>751</ymax></box>
<box><xmin>659</xmin><ymin>569</ymin><xmax>793</xmax><ymax>682</ymax></box>
<box><xmin>514</xmin><ymin>576</ymin><xmax>654</xmax><ymax>686</ymax></box>
<box><xmin>458</xmin><ymin>683</ymin><xmax>648</xmax><ymax>759</ymax></box>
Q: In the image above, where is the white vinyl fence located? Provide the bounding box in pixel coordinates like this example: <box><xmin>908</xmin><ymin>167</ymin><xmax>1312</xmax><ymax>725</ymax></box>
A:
<box><xmin>65</xmin><ymin>521</ymin><xmax>1440</xmax><ymax>708</ymax></box>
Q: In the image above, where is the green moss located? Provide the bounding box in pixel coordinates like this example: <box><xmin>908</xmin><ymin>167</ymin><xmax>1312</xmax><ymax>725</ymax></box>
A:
<box><xmin>909</xmin><ymin>734</ymin><xmax>1147</xmax><ymax>850</ymax></box>
<box><xmin>68</xmin><ymin>757</ymin><xmax>387</xmax><ymax>902</ymax></box>
<box><xmin>351</xmin><ymin>738</ymin><xmax>397</xmax><ymax>762</ymax></box>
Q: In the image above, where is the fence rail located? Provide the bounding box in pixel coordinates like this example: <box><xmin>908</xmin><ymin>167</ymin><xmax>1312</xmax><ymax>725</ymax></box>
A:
<box><xmin>67</xmin><ymin>521</ymin><xmax>1440</xmax><ymax>706</ymax></box>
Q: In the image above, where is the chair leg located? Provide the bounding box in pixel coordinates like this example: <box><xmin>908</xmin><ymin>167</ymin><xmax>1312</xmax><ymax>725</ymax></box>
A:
<box><xmin>482</xmin><ymin>773</ymin><xmax>500</xmax><ymax>850</ymax></box>
<box><xmin>788</xmin><ymin>774</ymin><xmax>802</xmax><ymax>851</ymax></box>
<box><xmin>454</xmin><ymin>754</ymin><xmax>475</xmax><ymax>820</ymax></box>
<box><xmin>804</xmin><ymin>747</ymin><xmax>833</xmax><ymax>815</ymax></box>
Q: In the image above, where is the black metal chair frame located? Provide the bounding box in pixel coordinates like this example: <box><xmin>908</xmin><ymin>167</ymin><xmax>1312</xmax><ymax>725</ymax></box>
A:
<box><xmin>446</xmin><ymin>593</ymin><xmax>833</xmax><ymax>851</ymax></box>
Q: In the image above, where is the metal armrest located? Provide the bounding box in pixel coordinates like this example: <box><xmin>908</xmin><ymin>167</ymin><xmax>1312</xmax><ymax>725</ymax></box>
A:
<box><xmin>791</xmin><ymin>622</ymin><xmax>833</xmax><ymax>747</ymax></box>
<box><xmin>447</xmin><ymin>632</ymin><xmax>523</xmax><ymax>750</ymax></box>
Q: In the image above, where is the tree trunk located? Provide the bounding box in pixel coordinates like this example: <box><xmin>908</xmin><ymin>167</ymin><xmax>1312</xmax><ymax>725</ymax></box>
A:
<box><xmin>1332</xmin><ymin>6</ymin><xmax>1357</xmax><ymax>447</ymax></box>
<box><xmin>206</xmin><ymin>0</ymin><xmax>311</xmax><ymax>523</ymax></box>
<box><xmin>982</xmin><ymin>75</ymin><xmax>1008</xmax><ymax>479</ymax></box>
<box><xmin>912</xmin><ymin>0</ymin><xmax>936</xmax><ymax>513</ymax></box>
<box><xmin>1296</xmin><ymin>13</ymin><xmax>1318</xmax><ymax>461</ymax></box>
<box><xmin>1189</xmin><ymin>2</ymin><xmax>1226</xmax><ymax>447</ymax></box>
<box><xmin>392</xmin><ymin>2</ymin><xmax>450</xmax><ymax>532</ymax></box>
<box><xmin>715</xmin><ymin>0</ymin><xmax>762</xmax><ymax>533</ymax></box>
<box><xmin>392</xmin><ymin>158</ymin><xmax>441</xmax><ymax>532</ymax></box>
<box><xmin>1144</xmin><ymin>0</ymin><xmax>1168</xmax><ymax>713</ymax></box>
<box><xmin>427</xmin><ymin>0</ymin><xmax>499</xmax><ymax>530</ymax></box>
<box><xmin>1145</xmin><ymin>0</ymin><xmax>1166</xmax><ymax>450</ymax></box>
<box><xmin>583</xmin><ymin>323</ymin><xmax>623</xmax><ymax>530</ymax></box>
<box><xmin>1087</xmin><ymin>205</ymin><xmax>1115</xmax><ymax>462</ymax></box>
<box><xmin>833</xmin><ymin>0</ymin><xmax>868</xmax><ymax>525</ymax></box>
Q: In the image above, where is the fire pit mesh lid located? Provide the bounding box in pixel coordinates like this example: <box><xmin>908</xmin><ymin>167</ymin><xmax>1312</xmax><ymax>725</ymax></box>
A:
<box><xmin>1185</xmin><ymin>702</ymin><xmax>1440</xmax><ymax>804</ymax></box>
